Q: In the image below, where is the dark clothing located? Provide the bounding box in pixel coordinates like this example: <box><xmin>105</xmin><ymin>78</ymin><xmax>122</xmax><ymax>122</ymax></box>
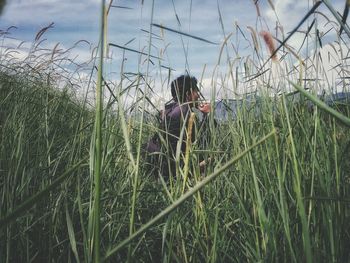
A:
<box><xmin>162</xmin><ymin>102</ymin><xmax>193</xmax><ymax>155</ymax></box>
<box><xmin>145</xmin><ymin>102</ymin><xmax>192</xmax><ymax>179</ymax></box>
<box><xmin>145</xmin><ymin>101</ymin><xmax>211</xmax><ymax>179</ymax></box>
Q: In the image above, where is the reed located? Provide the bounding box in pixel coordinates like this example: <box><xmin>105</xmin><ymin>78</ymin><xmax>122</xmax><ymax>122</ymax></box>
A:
<box><xmin>0</xmin><ymin>0</ymin><xmax>350</xmax><ymax>262</ymax></box>
<box><xmin>90</xmin><ymin>0</ymin><xmax>106</xmax><ymax>262</ymax></box>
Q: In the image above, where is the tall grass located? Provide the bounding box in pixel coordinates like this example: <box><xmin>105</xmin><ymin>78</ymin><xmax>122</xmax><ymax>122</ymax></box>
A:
<box><xmin>90</xmin><ymin>0</ymin><xmax>106</xmax><ymax>261</ymax></box>
<box><xmin>1</xmin><ymin>0</ymin><xmax>350</xmax><ymax>262</ymax></box>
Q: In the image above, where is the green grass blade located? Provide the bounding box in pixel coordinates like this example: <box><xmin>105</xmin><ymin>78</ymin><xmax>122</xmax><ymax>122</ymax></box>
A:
<box><xmin>109</xmin><ymin>43</ymin><xmax>162</xmax><ymax>60</ymax></box>
<box><xmin>91</xmin><ymin>0</ymin><xmax>106</xmax><ymax>261</ymax></box>
<box><xmin>339</xmin><ymin>0</ymin><xmax>349</xmax><ymax>35</ymax></box>
<box><xmin>110</xmin><ymin>5</ymin><xmax>133</xmax><ymax>10</ymax></box>
<box><xmin>323</xmin><ymin>0</ymin><xmax>350</xmax><ymax>37</ymax></box>
<box><xmin>282</xmin><ymin>95</ymin><xmax>312</xmax><ymax>263</ymax></box>
<box><xmin>66</xmin><ymin>204</ymin><xmax>80</xmax><ymax>263</ymax></box>
<box><xmin>104</xmin><ymin>129</ymin><xmax>275</xmax><ymax>260</ymax></box>
<box><xmin>151</xmin><ymin>23</ymin><xmax>219</xmax><ymax>45</ymax></box>
<box><xmin>288</xmin><ymin>80</ymin><xmax>350</xmax><ymax>126</ymax></box>
<box><xmin>0</xmin><ymin>159</ymin><xmax>86</xmax><ymax>228</ymax></box>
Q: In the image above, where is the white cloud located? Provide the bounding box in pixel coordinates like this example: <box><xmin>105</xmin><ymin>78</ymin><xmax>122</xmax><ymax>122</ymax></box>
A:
<box><xmin>264</xmin><ymin>1</ymin><xmax>311</xmax><ymax>50</ymax></box>
<box><xmin>1</xmin><ymin>0</ymin><xmax>346</xmax><ymax>103</ymax></box>
<box><xmin>264</xmin><ymin>0</ymin><xmax>345</xmax><ymax>51</ymax></box>
<box><xmin>2</xmin><ymin>1</ymin><xmax>96</xmax><ymax>25</ymax></box>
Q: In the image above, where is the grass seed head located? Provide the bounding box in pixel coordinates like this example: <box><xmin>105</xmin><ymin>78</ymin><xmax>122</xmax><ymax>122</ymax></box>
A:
<box><xmin>260</xmin><ymin>30</ymin><xmax>278</xmax><ymax>62</ymax></box>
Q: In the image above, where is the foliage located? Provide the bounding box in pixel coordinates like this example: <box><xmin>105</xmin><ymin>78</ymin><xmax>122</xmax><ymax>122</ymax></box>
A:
<box><xmin>1</xmin><ymin>1</ymin><xmax>350</xmax><ymax>262</ymax></box>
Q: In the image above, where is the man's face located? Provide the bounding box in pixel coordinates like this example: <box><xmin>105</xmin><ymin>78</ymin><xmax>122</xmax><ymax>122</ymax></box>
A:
<box><xmin>187</xmin><ymin>89</ymin><xmax>200</xmax><ymax>107</ymax></box>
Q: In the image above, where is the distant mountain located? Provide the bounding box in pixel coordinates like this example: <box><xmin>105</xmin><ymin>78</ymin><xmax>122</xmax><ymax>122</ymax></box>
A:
<box><xmin>213</xmin><ymin>91</ymin><xmax>350</xmax><ymax>121</ymax></box>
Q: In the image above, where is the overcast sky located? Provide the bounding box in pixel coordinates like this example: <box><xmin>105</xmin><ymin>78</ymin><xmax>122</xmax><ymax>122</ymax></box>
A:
<box><xmin>0</xmin><ymin>0</ymin><xmax>346</xmax><ymax>101</ymax></box>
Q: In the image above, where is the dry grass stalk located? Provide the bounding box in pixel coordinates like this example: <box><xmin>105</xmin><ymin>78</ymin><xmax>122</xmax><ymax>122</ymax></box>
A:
<box><xmin>254</xmin><ymin>0</ymin><xmax>261</xmax><ymax>16</ymax></box>
<box><xmin>247</xmin><ymin>26</ymin><xmax>259</xmax><ymax>52</ymax></box>
<box><xmin>268</xmin><ymin>0</ymin><xmax>275</xmax><ymax>11</ymax></box>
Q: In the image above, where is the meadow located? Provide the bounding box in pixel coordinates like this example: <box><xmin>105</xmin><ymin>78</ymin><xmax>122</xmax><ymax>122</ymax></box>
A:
<box><xmin>1</xmin><ymin>1</ymin><xmax>350</xmax><ymax>262</ymax></box>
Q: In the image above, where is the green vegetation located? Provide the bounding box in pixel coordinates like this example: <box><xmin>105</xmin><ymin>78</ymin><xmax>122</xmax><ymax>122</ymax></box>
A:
<box><xmin>1</xmin><ymin>1</ymin><xmax>350</xmax><ymax>262</ymax></box>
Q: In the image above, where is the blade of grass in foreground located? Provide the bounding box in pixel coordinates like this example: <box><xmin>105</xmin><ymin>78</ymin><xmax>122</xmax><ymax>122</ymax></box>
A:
<box><xmin>282</xmin><ymin>95</ymin><xmax>312</xmax><ymax>263</ymax></box>
<box><xmin>323</xmin><ymin>0</ymin><xmax>350</xmax><ymax>37</ymax></box>
<box><xmin>0</xmin><ymin>159</ymin><xmax>87</xmax><ymax>228</ymax></box>
<box><xmin>288</xmin><ymin>80</ymin><xmax>350</xmax><ymax>127</ymax></box>
<box><xmin>339</xmin><ymin>0</ymin><xmax>349</xmax><ymax>35</ymax></box>
<box><xmin>151</xmin><ymin>23</ymin><xmax>219</xmax><ymax>45</ymax></box>
<box><xmin>252</xmin><ymin>1</ymin><xmax>322</xmax><ymax>77</ymax></box>
<box><xmin>104</xmin><ymin>129</ymin><xmax>276</xmax><ymax>260</ymax></box>
<box><xmin>126</xmin><ymin>1</ymin><xmax>156</xmax><ymax>261</ymax></box>
<box><xmin>91</xmin><ymin>0</ymin><xmax>106</xmax><ymax>262</ymax></box>
<box><xmin>109</xmin><ymin>43</ymin><xmax>162</xmax><ymax>60</ymax></box>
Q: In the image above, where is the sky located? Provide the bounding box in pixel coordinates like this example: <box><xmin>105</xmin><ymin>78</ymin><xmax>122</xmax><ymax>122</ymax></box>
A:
<box><xmin>0</xmin><ymin>0</ymin><xmax>347</xmax><ymax>103</ymax></box>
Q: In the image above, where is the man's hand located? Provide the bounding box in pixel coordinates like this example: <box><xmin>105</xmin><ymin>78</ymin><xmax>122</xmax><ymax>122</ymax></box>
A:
<box><xmin>197</xmin><ymin>103</ymin><xmax>211</xmax><ymax>113</ymax></box>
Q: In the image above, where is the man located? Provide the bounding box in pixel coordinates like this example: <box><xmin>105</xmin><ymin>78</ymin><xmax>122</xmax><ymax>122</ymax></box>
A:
<box><xmin>146</xmin><ymin>74</ymin><xmax>211</xmax><ymax>179</ymax></box>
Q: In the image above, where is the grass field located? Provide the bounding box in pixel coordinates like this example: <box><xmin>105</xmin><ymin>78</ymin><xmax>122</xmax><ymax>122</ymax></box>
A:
<box><xmin>1</xmin><ymin>1</ymin><xmax>350</xmax><ymax>262</ymax></box>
